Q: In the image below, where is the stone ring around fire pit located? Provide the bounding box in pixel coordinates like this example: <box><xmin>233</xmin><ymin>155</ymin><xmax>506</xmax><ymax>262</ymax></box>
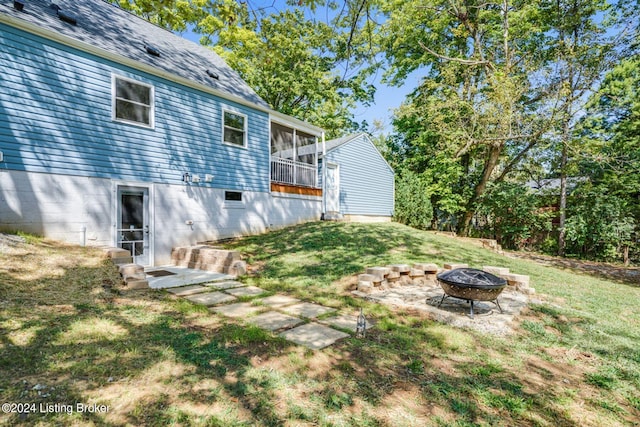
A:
<box><xmin>434</xmin><ymin>268</ymin><xmax>507</xmax><ymax>318</ymax></box>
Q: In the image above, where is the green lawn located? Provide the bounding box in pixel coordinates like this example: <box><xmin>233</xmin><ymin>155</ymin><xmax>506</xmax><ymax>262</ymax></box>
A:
<box><xmin>1</xmin><ymin>222</ymin><xmax>639</xmax><ymax>426</ymax></box>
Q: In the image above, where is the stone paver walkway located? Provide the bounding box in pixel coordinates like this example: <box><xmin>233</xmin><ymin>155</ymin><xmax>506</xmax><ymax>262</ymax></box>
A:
<box><xmin>321</xmin><ymin>314</ymin><xmax>374</xmax><ymax>333</ymax></box>
<box><xmin>211</xmin><ymin>302</ymin><xmax>263</xmax><ymax>318</ymax></box>
<box><xmin>249</xmin><ymin>311</ymin><xmax>303</xmax><ymax>331</ymax></box>
<box><xmin>185</xmin><ymin>291</ymin><xmax>237</xmax><ymax>306</ymax></box>
<box><xmin>166</xmin><ymin>284</ymin><xmax>210</xmax><ymax>296</ymax></box>
<box><xmin>207</xmin><ymin>281</ymin><xmax>246</xmax><ymax>290</ymax></box>
<box><xmin>280</xmin><ymin>323</ymin><xmax>350</xmax><ymax>350</ymax></box>
<box><xmin>162</xmin><ymin>274</ymin><xmax>355</xmax><ymax>349</ymax></box>
<box><xmin>282</xmin><ymin>302</ymin><xmax>336</xmax><ymax>319</ymax></box>
<box><xmin>259</xmin><ymin>295</ymin><xmax>301</xmax><ymax>307</ymax></box>
<box><xmin>225</xmin><ymin>285</ymin><xmax>267</xmax><ymax>297</ymax></box>
<box><xmin>146</xmin><ymin>266</ymin><xmax>233</xmax><ymax>289</ymax></box>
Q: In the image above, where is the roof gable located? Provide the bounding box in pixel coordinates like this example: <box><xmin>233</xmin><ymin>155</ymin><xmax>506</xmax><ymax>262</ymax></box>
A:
<box><xmin>0</xmin><ymin>0</ymin><xmax>270</xmax><ymax>109</ymax></box>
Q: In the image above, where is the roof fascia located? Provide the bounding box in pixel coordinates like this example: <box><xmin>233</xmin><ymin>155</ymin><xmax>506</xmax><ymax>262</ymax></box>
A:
<box><xmin>269</xmin><ymin>111</ymin><xmax>325</xmax><ymax>136</ymax></box>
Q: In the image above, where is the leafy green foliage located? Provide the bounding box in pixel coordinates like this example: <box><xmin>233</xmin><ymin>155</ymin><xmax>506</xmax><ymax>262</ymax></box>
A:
<box><xmin>213</xmin><ymin>9</ymin><xmax>374</xmax><ymax>137</ymax></box>
<box><xmin>564</xmin><ymin>185</ymin><xmax>635</xmax><ymax>262</ymax></box>
<box><xmin>571</xmin><ymin>55</ymin><xmax>640</xmax><ymax>262</ymax></box>
<box><xmin>393</xmin><ymin>169</ymin><xmax>433</xmax><ymax>230</ymax></box>
<box><xmin>477</xmin><ymin>182</ymin><xmax>553</xmax><ymax>250</ymax></box>
<box><xmin>380</xmin><ymin>0</ymin><xmax>553</xmax><ymax>234</ymax></box>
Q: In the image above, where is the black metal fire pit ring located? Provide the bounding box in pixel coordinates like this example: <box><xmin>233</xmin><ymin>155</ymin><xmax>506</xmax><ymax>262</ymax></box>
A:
<box><xmin>434</xmin><ymin>268</ymin><xmax>507</xmax><ymax>318</ymax></box>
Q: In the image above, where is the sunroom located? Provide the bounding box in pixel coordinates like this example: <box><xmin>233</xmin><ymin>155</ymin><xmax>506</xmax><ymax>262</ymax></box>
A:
<box><xmin>270</xmin><ymin>119</ymin><xmax>323</xmax><ymax>193</ymax></box>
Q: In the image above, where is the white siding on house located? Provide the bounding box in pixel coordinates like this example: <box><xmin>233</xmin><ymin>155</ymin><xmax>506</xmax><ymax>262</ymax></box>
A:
<box><xmin>0</xmin><ymin>169</ymin><xmax>321</xmax><ymax>265</ymax></box>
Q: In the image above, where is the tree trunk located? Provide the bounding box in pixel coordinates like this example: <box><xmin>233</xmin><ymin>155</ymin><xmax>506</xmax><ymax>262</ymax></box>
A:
<box><xmin>558</xmin><ymin>111</ymin><xmax>570</xmax><ymax>257</ymax></box>
<box><xmin>623</xmin><ymin>245</ymin><xmax>630</xmax><ymax>266</ymax></box>
<box><xmin>459</xmin><ymin>144</ymin><xmax>502</xmax><ymax>236</ymax></box>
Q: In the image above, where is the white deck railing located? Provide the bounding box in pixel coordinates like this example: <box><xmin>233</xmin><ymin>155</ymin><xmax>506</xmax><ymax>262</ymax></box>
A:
<box><xmin>271</xmin><ymin>158</ymin><xmax>318</xmax><ymax>188</ymax></box>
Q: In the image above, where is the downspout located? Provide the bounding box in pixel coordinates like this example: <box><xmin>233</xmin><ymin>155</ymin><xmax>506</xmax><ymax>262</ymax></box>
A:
<box><xmin>322</xmin><ymin>132</ymin><xmax>326</xmax><ymax>217</ymax></box>
<box><xmin>293</xmin><ymin>129</ymin><xmax>297</xmax><ymax>186</ymax></box>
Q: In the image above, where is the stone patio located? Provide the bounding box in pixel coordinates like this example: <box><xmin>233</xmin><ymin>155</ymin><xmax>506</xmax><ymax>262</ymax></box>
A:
<box><xmin>354</xmin><ymin>283</ymin><xmax>529</xmax><ymax>335</ymax></box>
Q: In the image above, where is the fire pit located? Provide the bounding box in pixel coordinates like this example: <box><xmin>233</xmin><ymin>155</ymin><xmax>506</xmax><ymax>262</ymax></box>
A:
<box><xmin>435</xmin><ymin>268</ymin><xmax>507</xmax><ymax>318</ymax></box>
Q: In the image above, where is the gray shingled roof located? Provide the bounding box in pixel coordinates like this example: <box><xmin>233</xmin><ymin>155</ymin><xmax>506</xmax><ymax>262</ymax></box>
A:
<box><xmin>0</xmin><ymin>0</ymin><xmax>270</xmax><ymax>109</ymax></box>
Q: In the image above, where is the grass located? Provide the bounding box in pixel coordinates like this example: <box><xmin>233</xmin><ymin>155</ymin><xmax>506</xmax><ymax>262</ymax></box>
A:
<box><xmin>1</xmin><ymin>222</ymin><xmax>639</xmax><ymax>426</ymax></box>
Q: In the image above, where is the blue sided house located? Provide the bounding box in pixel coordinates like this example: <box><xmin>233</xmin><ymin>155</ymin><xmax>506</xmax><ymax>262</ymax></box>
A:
<box><xmin>0</xmin><ymin>0</ymin><xmax>326</xmax><ymax>265</ymax></box>
<box><xmin>320</xmin><ymin>133</ymin><xmax>395</xmax><ymax>222</ymax></box>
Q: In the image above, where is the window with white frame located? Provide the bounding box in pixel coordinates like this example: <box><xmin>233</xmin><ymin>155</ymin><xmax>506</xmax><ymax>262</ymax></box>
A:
<box><xmin>112</xmin><ymin>75</ymin><xmax>154</xmax><ymax>127</ymax></box>
<box><xmin>223</xmin><ymin>110</ymin><xmax>247</xmax><ymax>147</ymax></box>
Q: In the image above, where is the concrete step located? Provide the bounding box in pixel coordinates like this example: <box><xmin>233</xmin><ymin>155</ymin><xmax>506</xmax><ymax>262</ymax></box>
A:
<box><xmin>119</xmin><ymin>263</ymin><xmax>144</xmax><ymax>277</ymax></box>
<box><xmin>170</xmin><ymin>245</ymin><xmax>246</xmax><ymax>277</ymax></box>
<box><xmin>101</xmin><ymin>246</ymin><xmax>133</xmax><ymax>266</ymax></box>
<box><xmin>123</xmin><ymin>278</ymin><xmax>149</xmax><ymax>290</ymax></box>
<box><xmin>323</xmin><ymin>212</ymin><xmax>344</xmax><ymax>221</ymax></box>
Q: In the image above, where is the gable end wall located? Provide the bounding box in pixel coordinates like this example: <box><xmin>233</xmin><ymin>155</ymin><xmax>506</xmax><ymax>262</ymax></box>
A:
<box><xmin>324</xmin><ymin>134</ymin><xmax>394</xmax><ymax>217</ymax></box>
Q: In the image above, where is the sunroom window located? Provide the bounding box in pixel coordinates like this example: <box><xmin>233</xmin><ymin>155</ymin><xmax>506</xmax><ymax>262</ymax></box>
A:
<box><xmin>223</xmin><ymin>110</ymin><xmax>247</xmax><ymax>147</ymax></box>
<box><xmin>112</xmin><ymin>75</ymin><xmax>154</xmax><ymax>127</ymax></box>
<box><xmin>270</xmin><ymin>122</ymin><xmax>319</xmax><ymax>188</ymax></box>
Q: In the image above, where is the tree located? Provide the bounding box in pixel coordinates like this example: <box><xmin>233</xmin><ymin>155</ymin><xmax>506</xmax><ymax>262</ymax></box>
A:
<box><xmin>539</xmin><ymin>0</ymin><xmax>631</xmax><ymax>256</ymax></box>
<box><xmin>576</xmin><ymin>55</ymin><xmax>640</xmax><ymax>263</ymax></box>
<box><xmin>381</xmin><ymin>0</ymin><xmax>550</xmax><ymax>235</ymax></box>
<box><xmin>208</xmin><ymin>9</ymin><xmax>375</xmax><ymax>136</ymax></box>
<box><xmin>393</xmin><ymin>169</ymin><xmax>434</xmax><ymax>230</ymax></box>
<box><xmin>564</xmin><ymin>186</ymin><xmax>635</xmax><ymax>261</ymax></box>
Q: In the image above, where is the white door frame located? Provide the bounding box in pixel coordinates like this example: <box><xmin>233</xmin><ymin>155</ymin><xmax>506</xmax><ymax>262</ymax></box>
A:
<box><xmin>112</xmin><ymin>181</ymin><xmax>154</xmax><ymax>266</ymax></box>
<box><xmin>325</xmin><ymin>162</ymin><xmax>340</xmax><ymax>213</ymax></box>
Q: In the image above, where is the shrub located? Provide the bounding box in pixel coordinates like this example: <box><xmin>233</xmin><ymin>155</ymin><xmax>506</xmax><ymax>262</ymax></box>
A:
<box><xmin>394</xmin><ymin>170</ymin><xmax>433</xmax><ymax>229</ymax></box>
<box><xmin>477</xmin><ymin>182</ymin><xmax>553</xmax><ymax>250</ymax></box>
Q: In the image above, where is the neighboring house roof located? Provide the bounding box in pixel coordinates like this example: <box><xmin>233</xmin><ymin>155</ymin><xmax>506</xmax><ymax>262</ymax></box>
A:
<box><xmin>526</xmin><ymin>177</ymin><xmax>587</xmax><ymax>194</ymax></box>
<box><xmin>323</xmin><ymin>132</ymin><xmax>394</xmax><ymax>174</ymax></box>
<box><xmin>0</xmin><ymin>0</ymin><xmax>270</xmax><ymax>109</ymax></box>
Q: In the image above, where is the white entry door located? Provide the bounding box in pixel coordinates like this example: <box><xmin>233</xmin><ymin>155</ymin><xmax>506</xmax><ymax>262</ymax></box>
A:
<box><xmin>326</xmin><ymin>163</ymin><xmax>340</xmax><ymax>213</ymax></box>
<box><xmin>116</xmin><ymin>186</ymin><xmax>151</xmax><ymax>266</ymax></box>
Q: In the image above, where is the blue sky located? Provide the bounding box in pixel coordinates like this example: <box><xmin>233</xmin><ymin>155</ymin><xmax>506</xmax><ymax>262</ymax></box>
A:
<box><xmin>353</xmin><ymin>70</ymin><xmax>422</xmax><ymax>135</ymax></box>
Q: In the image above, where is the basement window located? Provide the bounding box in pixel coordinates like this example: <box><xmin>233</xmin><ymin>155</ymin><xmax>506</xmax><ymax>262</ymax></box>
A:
<box><xmin>112</xmin><ymin>75</ymin><xmax>154</xmax><ymax>128</ymax></box>
<box><xmin>224</xmin><ymin>191</ymin><xmax>242</xmax><ymax>201</ymax></box>
<box><xmin>223</xmin><ymin>191</ymin><xmax>245</xmax><ymax>209</ymax></box>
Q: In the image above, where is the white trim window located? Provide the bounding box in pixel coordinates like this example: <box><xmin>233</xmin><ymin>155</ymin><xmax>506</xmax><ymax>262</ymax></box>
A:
<box><xmin>222</xmin><ymin>109</ymin><xmax>247</xmax><ymax>147</ymax></box>
<box><xmin>112</xmin><ymin>75</ymin><xmax>154</xmax><ymax>128</ymax></box>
